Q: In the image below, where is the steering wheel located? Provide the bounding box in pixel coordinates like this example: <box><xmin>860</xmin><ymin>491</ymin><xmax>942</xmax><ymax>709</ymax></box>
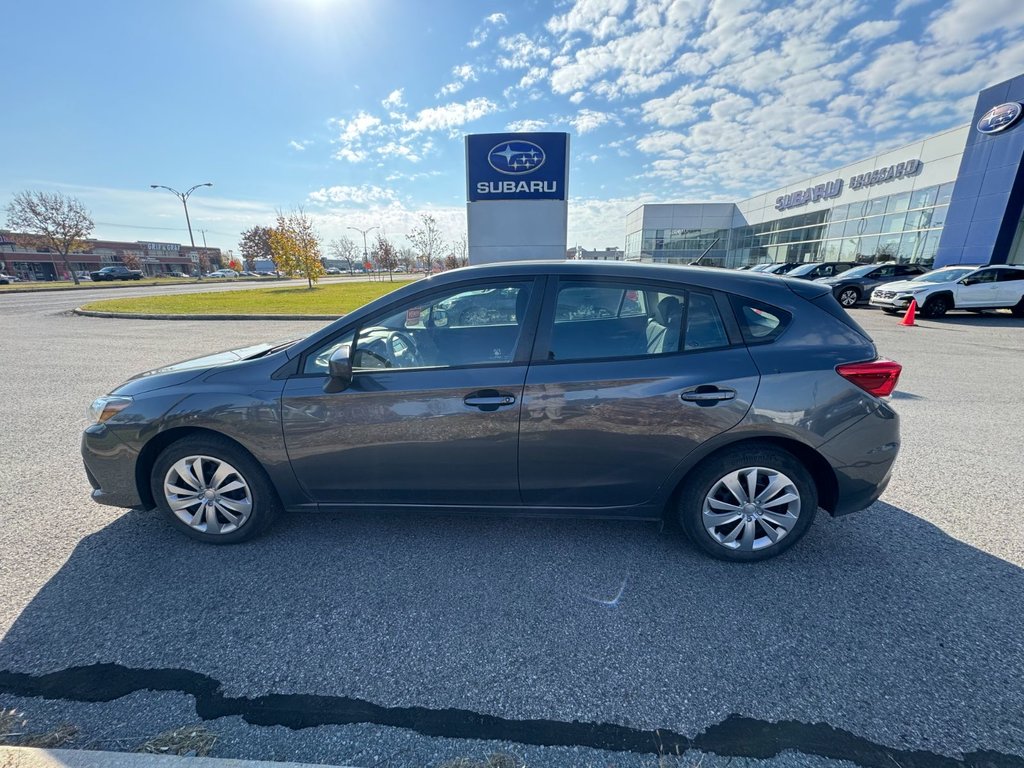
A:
<box><xmin>387</xmin><ymin>331</ymin><xmax>421</xmax><ymax>367</ymax></box>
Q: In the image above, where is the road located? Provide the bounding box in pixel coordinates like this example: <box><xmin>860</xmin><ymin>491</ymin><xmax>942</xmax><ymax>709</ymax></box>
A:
<box><xmin>1</xmin><ymin>288</ymin><xmax>1023</xmax><ymax>768</ymax></box>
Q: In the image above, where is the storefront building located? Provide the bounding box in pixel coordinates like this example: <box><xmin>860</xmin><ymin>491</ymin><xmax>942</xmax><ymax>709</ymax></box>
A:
<box><xmin>625</xmin><ymin>73</ymin><xmax>1024</xmax><ymax>269</ymax></box>
<box><xmin>0</xmin><ymin>236</ymin><xmax>222</xmax><ymax>280</ymax></box>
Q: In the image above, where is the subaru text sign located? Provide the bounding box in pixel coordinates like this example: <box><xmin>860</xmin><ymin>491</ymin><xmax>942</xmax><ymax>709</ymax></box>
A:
<box><xmin>466</xmin><ymin>132</ymin><xmax>569</xmax><ymax>202</ymax></box>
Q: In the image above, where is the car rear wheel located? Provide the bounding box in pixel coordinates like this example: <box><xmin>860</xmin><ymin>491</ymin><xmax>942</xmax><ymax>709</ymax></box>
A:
<box><xmin>151</xmin><ymin>436</ymin><xmax>279</xmax><ymax>543</ymax></box>
<box><xmin>836</xmin><ymin>287</ymin><xmax>860</xmax><ymax>308</ymax></box>
<box><xmin>678</xmin><ymin>445</ymin><xmax>817</xmax><ymax>562</ymax></box>
<box><xmin>921</xmin><ymin>295</ymin><xmax>950</xmax><ymax>318</ymax></box>
<box><xmin>1012</xmin><ymin>298</ymin><xmax>1024</xmax><ymax>318</ymax></box>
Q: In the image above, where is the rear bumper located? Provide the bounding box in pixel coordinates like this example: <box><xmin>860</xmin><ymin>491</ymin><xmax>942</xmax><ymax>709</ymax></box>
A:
<box><xmin>82</xmin><ymin>424</ymin><xmax>143</xmax><ymax>509</ymax></box>
<box><xmin>819</xmin><ymin>400</ymin><xmax>900</xmax><ymax>516</ymax></box>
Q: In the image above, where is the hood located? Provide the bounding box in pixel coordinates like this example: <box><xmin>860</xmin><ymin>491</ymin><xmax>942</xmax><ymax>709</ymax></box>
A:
<box><xmin>112</xmin><ymin>341</ymin><xmax>295</xmax><ymax>396</ymax></box>
<box><xmin>878</xmin><ymin>279</ymin><xmax>948</xmax><ymax>293</ymax></box>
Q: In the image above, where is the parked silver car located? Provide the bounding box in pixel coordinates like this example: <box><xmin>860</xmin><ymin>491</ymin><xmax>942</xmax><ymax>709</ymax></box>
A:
<box><xmin>83</xmin><ymin>262</ymin><xmax>902</xmax><ymax>561</ymax></box>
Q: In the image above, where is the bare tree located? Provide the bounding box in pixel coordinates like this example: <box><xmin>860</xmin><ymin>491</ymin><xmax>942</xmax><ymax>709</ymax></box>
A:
<box><xmin>372</xmin><ymin>233</ymin><xmax>398</xmax><ymax>282</ymax></box>
<box><xmin>407</xmin><ymin>213</ymin><xmax>445</xmax><ymax>275</ymax></box>
<box><xmin>397</xmin><ymin>246</ymin><xmax>416</xmax><ymax>273</ymax></box>
<box><xmin>452</xmin><ymin>232</ymin><xmax>469</xmax><ymax>267</ymax></box>
<box><xmin>329</xmin><ymin>236</ymin><xmax>360</xmax><ymax>273</ymax></box>
<box><xmin>5</xmin><ymin>190</ymin><xmax>94</xmax><ymax>284</ymax></box>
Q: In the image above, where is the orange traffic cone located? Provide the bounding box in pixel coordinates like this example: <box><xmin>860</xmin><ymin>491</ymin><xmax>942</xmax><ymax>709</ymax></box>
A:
<box><xmin>900</xmin><ymin>299</ymin><xmax>917</xmax><ymax>326</ymax></box>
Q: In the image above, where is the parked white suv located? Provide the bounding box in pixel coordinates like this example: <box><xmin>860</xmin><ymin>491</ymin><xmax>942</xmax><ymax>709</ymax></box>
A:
<box><xmin>870</xmin><ymin>265</ymin><xmax>1024</xmax><ymax>318</ymax></box>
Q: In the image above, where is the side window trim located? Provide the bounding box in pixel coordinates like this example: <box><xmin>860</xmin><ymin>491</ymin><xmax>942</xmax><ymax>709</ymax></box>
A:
<box><xmin>295</xmin><ymin>276</ymin><xmax>544</xmax><ymax>377</ymax></box>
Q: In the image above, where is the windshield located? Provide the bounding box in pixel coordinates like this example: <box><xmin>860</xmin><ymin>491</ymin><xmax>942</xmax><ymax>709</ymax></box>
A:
<box><xmin>911</xmin><ymin>267</ymin><xmax>976</xmax><ymax>283</ymax></box>
<box><xmin>839</xmin><ymin>264</ymin><xmax>884</xmax><ymax>278</ymax></box>
<box><xmin>787</xmin><ymin>263</ymin><xmax>819</xmax><ymax>276</ymax></box>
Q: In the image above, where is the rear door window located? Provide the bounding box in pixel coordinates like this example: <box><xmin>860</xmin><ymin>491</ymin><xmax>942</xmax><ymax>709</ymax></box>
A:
<box><xmin>545</xmin><ymin>281</ymin><xmax>729</xmax><ymax>362</ymax></box>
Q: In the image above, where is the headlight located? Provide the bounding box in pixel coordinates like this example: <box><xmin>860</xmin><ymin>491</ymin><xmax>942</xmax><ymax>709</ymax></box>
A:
<box><xmin>87</xmin><ymin>395</ymin><xmax>133</xmax><ymax>424</ymax></box>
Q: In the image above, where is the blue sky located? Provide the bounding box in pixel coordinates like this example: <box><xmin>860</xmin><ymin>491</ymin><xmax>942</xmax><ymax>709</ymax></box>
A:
<box><xmin>3</xmin><ymin>0</ymin><xmax>1024</xmax><ymax>255</ymax></box>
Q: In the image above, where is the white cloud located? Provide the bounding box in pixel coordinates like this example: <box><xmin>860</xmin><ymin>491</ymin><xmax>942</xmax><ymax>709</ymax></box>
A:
<box><xmin>848</xmin><ymin>19</ymin><xmax>900</xmax><ymax>42</ymax></box>
<box><xmin>336</xmin><ymin>111</ymin><xmax>382</xmax><ymax>143</ymax></box>
<box><xmin>570</xmin><ymin>108</ymin><xmax>614</xmax><ymax>134</ymax></box>
<box><xmin>497</xmin><ymin>34</ymin><xmax>553</xmax><ymax>69</ymax></box>
<box><xmin>928</xmin><ymin>0</ymin><xmax>1024</xmax><ymax>44</ymax></box>
<box><xmin>381</xmin><ymin>89</ymin><xmax>406</xmax><ymax>109</ymax></box>
<box><xmin>288</xmin><ymin>140</ymin><xmax>309</xmax><ymax>151</ymax></box>
<box><xmin>547</xmin><ymin>0</ymin><xmax>631</xmax><ymax>40</ymax></box>
<box><xmin>438</xmin><ymin>64</ymin><xmax>478</xmax><ymax>97</ymax></box>
<box><xmin>402</xmin><ymin>97</ymin><xmax>499</xmax><ymax>135</ymax></box>
<box><xmin>468</xmin><ymin>11</ymin><xmax>508</xmax><ymax>48</ymax></box>
<box><xmin>507</xmin><ymin>119</ymin><xmax>549</xmax><ymax>132</ymax></box>
<box><xmin>307</xmin><ymin>185</ymin><xmax>397</xmax><ymax>205</ymax></box>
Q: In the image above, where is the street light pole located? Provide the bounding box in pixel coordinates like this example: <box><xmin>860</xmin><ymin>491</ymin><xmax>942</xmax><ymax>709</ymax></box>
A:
<box><xmin>150</xmin><ymin>182</ymin><xmax>213</xmax><ymax>248</ymax></box>
<box><xmin>347</xmin><ymin>225</ymin><xmax>378</xmax><ymax>280</ymax></box>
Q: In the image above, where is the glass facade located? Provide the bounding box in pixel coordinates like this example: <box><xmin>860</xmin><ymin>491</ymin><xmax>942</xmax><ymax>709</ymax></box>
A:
<box><xmin>624</xmin><ymin>227</ymin><xmax>729</xmax><ymax>263</ymax></box>
<box><xmin>628</xmin><ymin>182</ymin><xmax>957</xmax><ymax>269</ymax></box>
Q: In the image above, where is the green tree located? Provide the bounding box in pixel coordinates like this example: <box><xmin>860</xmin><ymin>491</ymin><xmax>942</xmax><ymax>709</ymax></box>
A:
<box><xmin>269</xmin><ymin>210</ymin><xmax>324</xmax><ymax>288</ymax></box>
<box><xmin>239</xmin><ymin>225</ymin><xmax>274</xmax><ymax>271</ymax></box>
<box><xmin>5</xmin><ymin>190</ymin><xmax>94</xmax><ymax>285</ymax></box>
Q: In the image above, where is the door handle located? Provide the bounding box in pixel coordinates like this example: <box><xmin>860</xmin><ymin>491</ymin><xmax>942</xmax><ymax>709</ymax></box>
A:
<box><xmin>680</xmin><ymin>387</ymin><xmax>736</xmax><ymax>404</ymax></box>
<box><xmin>464</xmin><ymin>390</ymin><xmax>517</xmax><ymax>411</ymax></box>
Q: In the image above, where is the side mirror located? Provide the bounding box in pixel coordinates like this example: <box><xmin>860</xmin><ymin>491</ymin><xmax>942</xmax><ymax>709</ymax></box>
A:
<box><xmin>960</xmin><ymin>278</ymin><xmax>975</xmax><ymax>286</ymax></box>
<box><xmin>324</xmin><ymin>344</ymin><xmax>353</xmax><ymax>393</ymax></box>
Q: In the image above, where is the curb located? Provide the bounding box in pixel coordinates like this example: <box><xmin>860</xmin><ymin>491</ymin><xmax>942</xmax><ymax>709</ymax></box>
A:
<box><xmin>0</xmin><ymin>747</ymin><xmax>356</xmax><ymax>768</ymax></box>
<box><xmin>73</xmin><ymin>309</ymin><xmax>338</xmax><ymax>321</ymax></box>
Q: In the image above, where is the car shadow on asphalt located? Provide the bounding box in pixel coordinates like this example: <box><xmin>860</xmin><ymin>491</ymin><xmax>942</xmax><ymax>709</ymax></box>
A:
<box><xmin>1</xmin><ymin>502</ymin><xmax>1023</xmax><ymax>762</ymax></box>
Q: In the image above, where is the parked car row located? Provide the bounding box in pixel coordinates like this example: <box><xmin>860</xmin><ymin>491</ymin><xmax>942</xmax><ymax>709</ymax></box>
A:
<box><xmin>740</xmin><ymin>260</ymin><xmax>1024</xmax><ymax>317</ymax></box>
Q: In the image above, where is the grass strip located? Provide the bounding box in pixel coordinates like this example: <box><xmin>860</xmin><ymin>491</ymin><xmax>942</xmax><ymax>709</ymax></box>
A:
<box><xmin>80</xmin><ymin>280</ymin><xmax>415</xmax><ymax>315</ymax></box>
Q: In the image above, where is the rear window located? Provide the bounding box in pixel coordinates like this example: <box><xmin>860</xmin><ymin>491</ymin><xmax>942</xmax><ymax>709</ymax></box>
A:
<box><xmin>729</xmin><ymin>297</ymin><xmax>791</xmax><ymax>343</ymax></box>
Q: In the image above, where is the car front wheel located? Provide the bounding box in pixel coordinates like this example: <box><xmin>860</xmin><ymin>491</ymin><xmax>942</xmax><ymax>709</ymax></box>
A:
<box><xmin>151</xmin><ymin>436</ymin><xmax>279</xmax><ymax>543</ymax></box>
<box><xmin>921</xmin><ymin>295</ymin><xmax>950</xmax><ymax>318</ymax></box>
<box><xmin>678</xmin><ymin>445</ymin><xmax>817</xmax><ymax>562</ymax></box>
<box><xmin>836</xmin><ymin>287</ymin><xmax>860</xmax><ymax>308</ymax></box>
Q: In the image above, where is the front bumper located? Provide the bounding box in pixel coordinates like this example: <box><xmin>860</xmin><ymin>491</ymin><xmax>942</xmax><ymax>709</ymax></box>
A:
<box><xmin>869</xmin><ymin>292</ymin><xmax>918</xmax><ymax>310</ymax></box>
<box><xmin>82</xmin><ymin>424</ymin><xmax>143</xmax><ymax>509</ymax></box>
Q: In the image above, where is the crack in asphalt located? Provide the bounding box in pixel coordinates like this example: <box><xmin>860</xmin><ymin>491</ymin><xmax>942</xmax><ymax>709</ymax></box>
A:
<box><xmin>0</xmin><ymin>664</ymin><xmax>1021</xmax><ymax>768</ymax></box>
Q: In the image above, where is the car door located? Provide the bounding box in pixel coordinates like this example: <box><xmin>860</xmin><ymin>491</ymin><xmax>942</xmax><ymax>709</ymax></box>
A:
<box><xmin>517</xmin><ymin>277</ymin><xmax>759</xmax><ymax>511</ymax></box>
<box><xmin>281</xmin><ymin>278</ymin><xmax>542</xmax><ymax>507</ymax></box>
<box><xmin>863</xmin><ymin>264</ymin><xmax>895</xmax><ymax>292</ymax></box>
<box><xmin>954</xmin><ymin>268</ymin><xmax>1000</xmax><ymax>307</ymax></box>
<box><xmin>994</xmin><ymin>268</ymin><xmax>1024</xmax><ymax>306</ymax></box>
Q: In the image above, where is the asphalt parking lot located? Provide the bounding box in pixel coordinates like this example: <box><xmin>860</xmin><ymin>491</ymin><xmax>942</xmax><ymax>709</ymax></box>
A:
<box><xmin>1</xmin><ymin>287</ymin><xmax>1023</xmax><ymax>768</ymax></box>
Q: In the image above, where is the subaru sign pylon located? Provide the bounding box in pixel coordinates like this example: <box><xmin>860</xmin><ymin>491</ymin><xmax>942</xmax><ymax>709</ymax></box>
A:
<box><xmin>466</xmin><ymin>132</ymin><xmax>570</xmax><ymax>264</ymax></box>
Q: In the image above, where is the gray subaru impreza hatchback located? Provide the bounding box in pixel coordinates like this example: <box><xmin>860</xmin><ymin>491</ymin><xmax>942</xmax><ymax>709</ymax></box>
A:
<box><xmin>83</xmin><ymin>261</ymin><xmax>901</xmax><ymax>561</ymax></box>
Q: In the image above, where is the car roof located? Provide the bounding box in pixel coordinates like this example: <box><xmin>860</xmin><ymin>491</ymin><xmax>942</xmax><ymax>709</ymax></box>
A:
<box><xmin>419</xmin><ymin>259</ymin><xmax>830</xmax><ymax>299</ymax></box>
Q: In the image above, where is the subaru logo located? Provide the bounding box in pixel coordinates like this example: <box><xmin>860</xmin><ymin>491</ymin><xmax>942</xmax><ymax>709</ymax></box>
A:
<box><xmin>977</xmin><ymin>102</ymin><xmax>1023</xmax><ymax>134</ymax></box>
<box><xmin>487</xmin><ymin>140</ymin><xmax>546</xmax><ymax>175</ymax></box>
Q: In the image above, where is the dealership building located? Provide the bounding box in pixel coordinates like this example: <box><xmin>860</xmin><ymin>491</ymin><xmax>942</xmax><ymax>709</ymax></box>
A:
<box><xmin>625</xmin><ymin>73</ymin><xmax>1024</xmax><ymax>270</ymax></box>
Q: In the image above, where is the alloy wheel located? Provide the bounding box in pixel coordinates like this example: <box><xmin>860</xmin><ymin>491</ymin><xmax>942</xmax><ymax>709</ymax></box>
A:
<box><xmin>838</xmin><ymin>289</ymin><xmax>859</xmax><ymax>307</ymax></box>
<box><xmin>702</xmin><ymin>466</ymin><xmax>801</xmax><ymax>552</ymax></box>
<box><xmin>163</xmin><ymin>455</ymin><xmax>253</xmax><ymax>534</ymax></box>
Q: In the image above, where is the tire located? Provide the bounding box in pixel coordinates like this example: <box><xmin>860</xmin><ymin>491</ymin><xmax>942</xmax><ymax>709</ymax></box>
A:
<box><xmin>882</xmin><ymin>309</ymin><xmax>899</xmax><ymax>315</ymax></box>
<box><xmin>677</xmin><ymin>444</ymin><xmax>818</xmax><ymax>562</ymax></box>
<box><xmin>1012</xmin><ymin>298</ymin><xmax>1024</xmax><ymax>318</ymax></box>
<box><xmin>920</xmin><ymin>294</ymin><xmax>951</xmax><ymax>318</ymax></box>
<box><xmin>836</xmin><ymin>287</ymin><xmax>860</xmax><ymax>308</ymax></box>
<box><xmin>150</xmin><ymin>435</ymin><xmax>279</xmax><ymax>543</ymax></box>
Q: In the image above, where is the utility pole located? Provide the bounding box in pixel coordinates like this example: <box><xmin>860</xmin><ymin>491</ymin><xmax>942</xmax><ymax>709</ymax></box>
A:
<box><xmin>150</xmin><ymin>182</ymin><xmax>213</xmax><ymax>277</ymax></box>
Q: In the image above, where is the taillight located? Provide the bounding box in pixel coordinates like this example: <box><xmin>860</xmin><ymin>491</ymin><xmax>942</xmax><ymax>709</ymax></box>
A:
<box><xmin>836</xmin><ymin>358</ymin><xmax>902</xmax><ymax>397</ymax></box>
